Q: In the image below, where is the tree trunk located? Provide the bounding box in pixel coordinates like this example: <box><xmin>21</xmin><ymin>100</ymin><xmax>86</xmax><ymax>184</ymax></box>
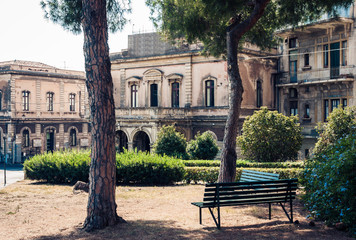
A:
<box><xmin>218</xmin><ymin>0</ymin><xmax>271</xmax><ymax>183</ymax></box>
<box><xmin>218</xmin><ymin>33</ymin><xmax>243</xmax><ymax>183</ymax></box>
<box><xmin>81</xmin><ymin>0</ymin><xmax>120</xmax><ymax>231</ymax></box>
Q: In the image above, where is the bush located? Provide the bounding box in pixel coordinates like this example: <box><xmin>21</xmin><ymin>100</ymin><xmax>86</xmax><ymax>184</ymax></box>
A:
<box><xmin>183</xmin><ymin>159</ymin><xmax>304</xmax><ymax>168</ymax></box>
<box><xmin>23</xmin><ymin>150</ymin><xmax>90</xmax><ymax>184</ymax></box>
<box><xmin>153</xmin><ymin>125</ymin><xmax>188</xmax><ymax>159</ymax></box>
<box><xmin>184</xmin><ymin>167</ymin><xmax>302</xmax><ymax>184</ymax></box>
<box><xmin>237</xmin><ymin>107</ymin><xmax>302</xmax><ymax>162</ymax></box>
<box><xmin>116</xmin><ymin>150</ymin><xmax>186</xmax><ymax>185</ymax></box>
<box><xmin>302</xmin><ymin>108</ymin><xmax>356</xmax><ymax>234</ymax></box>
<box><xmin>187</xmin><ymin>131</ymin><xmax>219</xmax><ymax>160</ymax></box>
<box><xmin>314</xmin><ymin>107</ymin><xmax>356</xmax><ymax>155</ymax></box>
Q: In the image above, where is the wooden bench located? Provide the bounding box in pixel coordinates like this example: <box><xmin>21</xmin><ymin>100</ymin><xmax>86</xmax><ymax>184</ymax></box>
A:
<box><xmin>191</xmin><ymin>173</ymin><xmax>297</xmax><ymax>229</ymax></box>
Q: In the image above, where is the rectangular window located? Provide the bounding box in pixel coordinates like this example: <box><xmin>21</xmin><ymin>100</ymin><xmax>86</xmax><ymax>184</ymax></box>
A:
<box><xmin>304</xmin><ymin>104</ymin><xmax>310</xmax><ymax>118</ymax></box>
<box><xmin>47</xmin><ymin>92</ymin><xmax>54</xmax><ymax>111</ymax></box>
<box><xmin>290</xmin><ymin>101</ymin><xmax>298</xmax><ymax>116</ymax></box>
<box><xmin>205</xmin><ymin>80</ymin><xmax>215</xmax><ymax>107</ymax></box>
<box><xmin>304</xmin><ymin>54</ymin><xmax>309</xmax><ymax>66</ymax></box>
<box><xmin>69</xmin><ymin>93</ymin><xmax>75</xmax><ymax>111</ymax></box>
<box><xmin>150</xmin><ymin>84</ymin><xmax>158</xmax><ymax>107</ymax></box>
<box><xmin>131</xmin><ymin>85</ymin><xmax>138</xmax><ymax>108</ymax></box>
<box><xmin>172</xmin><ymin>82</ymin><xmax>179</xmax><ymax>108</ymax></box>
<box><xmin>323</xmin><ymin>44</ymin><xmax>329</xmax><ymax>68</ymax></box>
<box><xmin>22</xmin><ymin>91</ymin><xmax>30</xmax><ymax>111</ymax></box>
<box><xmin>342</xmin><ymin>98</ymin><xmax>347</xmax><ymax>108</ymax></box>
<box><xmin>289</xmin><ymin>50</ymin><xmax>298</xmax><ymax>83</ymax></box>
<box><xmin>331</xmin><ymin>99</ymin><xmax>340</xmax><ymax>112</ymax></box>
<box><xmin>342</xmin><ymin>41</ymin><xmax>347</xmax><ymax>66</ymax></box>
<box><xmin>324</xmin><ymin>99</ymin><xmax>329</xmax><ymax>121</ymax></box>
<box><xmin>289</xmin><ymin>38</ymin><xmax>297</xmax><ymax>48</ymax></box>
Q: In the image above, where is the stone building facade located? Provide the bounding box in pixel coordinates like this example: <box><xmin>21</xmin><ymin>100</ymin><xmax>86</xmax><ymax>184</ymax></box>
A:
<box><xmin>0</xmin><ymin>60</ymin><xmax>90</xmax><ymax>163</ymax></box>
<box><xmin>110</xmin><ymin>33</ymin><xmax>277</xmax><ymax>153</ymax></box>
<box><xmin>276</xmin><ymin>4</ymin><xmax>356</xmax><ymax>158</ymax></box>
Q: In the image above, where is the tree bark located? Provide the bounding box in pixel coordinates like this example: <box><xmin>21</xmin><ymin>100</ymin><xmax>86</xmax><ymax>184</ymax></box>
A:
<box><xmin>81</xmin><ymin>0</ymin><xmax>121</xmax><ymax>231</ymax></box>
<box><xmin>218</xmin><ymin>0</ymin><xmax>270</xmax><ymax>183</ymax></box>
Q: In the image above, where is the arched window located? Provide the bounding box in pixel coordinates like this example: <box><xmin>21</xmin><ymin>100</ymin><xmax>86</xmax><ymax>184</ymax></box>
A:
<box><xmin>23</xmin><ymin>129</ymin><xmax>30</xmax><ymax>147</ymax></box>
<box><xmin>150</xmin><ymin>84</ymin><xmax>158</xmax><ymax>107</ymax></box>
<box><xmin>69</xmin><ymin>128</ymin><xmax>77</xmax><ymax>146</ymax></box>
<box><xmin>256</xmin><ymin>81</ymin><xmax>262</xmax><ymax>108</ymax></box>
<box><xmin>131</xmin><ymin>85</ymin><xmax>138</xmax><ymax>107</ymax></box>
<box><xmin>47</xmin><ymin>92</ymin><xmax>54</xmax><ymax>111</ymax></box>
<box><xmin>69</xmin><ymin>93</ymin><xmax>76</xmax><ymax>111</ymax></box>
<box><xmin>205</xmin><ymin>80</ymin><xmax>214</xmax><ymax>107</ymax></box>
<box><xmin>22</xmin><ymin>90</ymin><xmax>30</xmax><ymax>111</ymax></box>
<box><xmin>172</xmin><ymin>82</ymin><xmax>179</xmax><ymax>107</ymax></box>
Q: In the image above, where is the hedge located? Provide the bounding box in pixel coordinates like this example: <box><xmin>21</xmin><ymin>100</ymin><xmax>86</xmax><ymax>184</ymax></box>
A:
<box><xmin>24</xmin><ymin>150</ymin><xmax>302</xmax><ymax>185</ymax></box>
<box><xmin>23</xmin><ymin>150</ymin><xmax>90</xmax><ymax>184</ymax></box>
<box><xmin>183</xmin><ymin>160</ymin><xmax>304</xmax><ymax>169</ymax></box>
<box><xmin>116</xmin><ymin>150</ymin><xmax>185</xmax><ymax>185</ymax></box>
<box><xmin>184</xmin><ymin>167</ymin><xmax>303</xmax><ymax>184</ymax></box>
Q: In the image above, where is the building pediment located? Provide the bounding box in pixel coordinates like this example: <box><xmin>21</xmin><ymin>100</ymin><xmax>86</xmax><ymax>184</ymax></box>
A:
<box><xmin>143</xmin><ymin>69</ymin><xmax>163</xmax><ymax>82</ymax></box>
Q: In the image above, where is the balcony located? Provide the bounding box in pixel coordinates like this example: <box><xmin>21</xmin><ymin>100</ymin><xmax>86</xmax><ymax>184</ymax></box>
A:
<box><xmin>115</xmin><ymin>106</ymin><xmax>231</xmax><ymax>121</ymax></box>
<box><xmin>276</xmin><ymin>65</ymin><xmax>355</xmax><ymax>87</ymax></box>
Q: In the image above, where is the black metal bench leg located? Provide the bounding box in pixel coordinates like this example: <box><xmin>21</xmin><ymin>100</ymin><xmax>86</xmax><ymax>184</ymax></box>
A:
<box><xmin>199</xmin><ymin>207</ymin><xmax>202</xmax><ymax>224</ymax></box>
<box><xmin>269</xmin><ymin>203</ymin><xmax>271</xmax><ymax>220</ymax></box>
<box><xmin>208</xmin><ymin>207</ymin><xmax>220</xmax><ymax>229</ymax></box>
<box><xmin>290</xmin><ymin>198</ymin><xmax>293</xmax><ymax>223</ymax></box>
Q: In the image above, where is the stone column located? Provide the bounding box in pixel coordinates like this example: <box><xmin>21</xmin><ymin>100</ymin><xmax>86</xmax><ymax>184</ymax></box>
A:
<box><xmin>185</xmin><ymin>56</ymin><xmax>192</xmax><ymax>107</ymax></box>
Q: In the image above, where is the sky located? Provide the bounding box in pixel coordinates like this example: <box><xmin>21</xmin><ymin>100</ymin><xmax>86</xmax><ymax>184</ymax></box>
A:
<box><xmin>0</xmin><ymin>0</ymin><xmax>155</xmax><ymax>71</ymax></box>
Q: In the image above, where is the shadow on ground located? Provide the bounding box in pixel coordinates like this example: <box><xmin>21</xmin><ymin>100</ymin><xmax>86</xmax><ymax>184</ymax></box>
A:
<box><xmin>29</xmin><ymin>219</ymin><xmax>351</xmax><ymax>240</ymax></box>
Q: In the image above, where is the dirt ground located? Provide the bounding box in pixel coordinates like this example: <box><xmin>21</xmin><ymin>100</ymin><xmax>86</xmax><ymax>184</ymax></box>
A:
<box><xmin>0</xmin><ymin>180</ymin><xmax>352</xmax><ymax>240</ymax></box>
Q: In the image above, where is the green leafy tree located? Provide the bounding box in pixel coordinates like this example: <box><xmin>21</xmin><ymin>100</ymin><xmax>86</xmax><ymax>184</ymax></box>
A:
<box><xmin>237</xmin><ymin>107</ymin><xmax>302</xmax><ymax>162</ymax></box>
<box><xmin>41</xmin><ymin>0</ymin><xmax>131</xmax><ymax>231</ymax></box>
<box><xmin>187</xmin><ymin>132</ymin><xmax>219</xmax><ymax>160</ymax></box>
<box><xmin>314</xmin><ymin>107</ymin><xmax>356</xmax><ymax>155</ymax></box>
<box><xmin>302</xmin><ymin>108</ymin><xmax>356</xmax><ymax>234</ymax></box>
<box><xmin>154</xmin><ymin>125</ymin><xmax>187</xmax><ymax>158</ymax></box>
<box><xmin>146</xmin><ymin>0</ymin><xmax>353</xmax><ymax>182</ymax></box>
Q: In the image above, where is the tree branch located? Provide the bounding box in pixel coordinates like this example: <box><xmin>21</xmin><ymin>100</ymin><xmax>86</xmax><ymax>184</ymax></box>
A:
<box><xmin>228</xmin><ymin>0</ymin><xmax>270</xmax><ymax>40</ymax></box>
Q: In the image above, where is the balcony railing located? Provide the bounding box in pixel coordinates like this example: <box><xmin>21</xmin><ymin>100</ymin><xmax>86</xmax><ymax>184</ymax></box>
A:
<box><xmin>276</xmin><ymin>65</ymin><xmax>355</xmax><ymax>85</ymax></box>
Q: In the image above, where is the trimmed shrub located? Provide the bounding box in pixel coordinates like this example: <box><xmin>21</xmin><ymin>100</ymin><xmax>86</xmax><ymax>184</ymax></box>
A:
<box><xmin>183</xmin><ymin>159</ymin><xmax>304</xmax><ymax>168</ymax></box>
<box><xmin>187</xmin><ymin>131</ymin><xmax>219</xmax><ymax>160</ymax></box>
<box><xmin>314</xmin><ymin>107</ymin><xmax>356</xmax><ymax>155</ymax></box>
<box><xmin>237</xmin><ymin>107</ymin><xmax>302</xmax><ymax>162</ymax></box>
<box><xmin>116</xmin><ymin>150</ymin><xmax>186</xmax><ymax>185</ymax></box>
<box><xmin>153</xmin><ymin>125</ymin><xmax>188</xmax><ymax>159</ymax></box>
<box><xmin>184</xmin><ymin>167</ymin><xmax>302</xmax><ymax>184</ymax></box>
<box><xmin>23</xmin><ymin>150</ymin><xmax>90</xmax><ymax>184</ymax></box>
<box><xmin>302</xmin><ymin>108</ymin><xmax>356</xmax><ymax>234</ymax></box>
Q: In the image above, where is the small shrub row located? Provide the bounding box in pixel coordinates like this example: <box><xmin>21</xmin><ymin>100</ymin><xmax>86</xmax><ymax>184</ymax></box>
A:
<box><xmin>116</xmin><ymin>150</ymin><xmax>185</xmax><ymax>185</ymax></box>
<box><xmin>184</xmin><ymin>167</ymin><xmax>303</xmax><ymax>184</ymax></box>
<box><xmin>23</xmin><ymin>150</ymin><xmax>90</xmax><ymax>184</ymax></box>
<box><xmin>24</xmin><ymin>150</ymin><xmax>185</xmax><ymax>185</ymax></box>
<box><xmin>183</xmin><ymin>160</ymin><xmax>304</xmax><ymax>169</ymax></box>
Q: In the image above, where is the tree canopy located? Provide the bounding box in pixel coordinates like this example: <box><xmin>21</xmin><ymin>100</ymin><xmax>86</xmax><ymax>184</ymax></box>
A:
<box><xmin>147</xmin><ymin>0</ymin><xmax>353</xmax><ymax>57</ymax></box>
<box><xmin>147</xmin><ymin>0</ymin><xmax>354</xmax><ymax>182</ymax></box>
<box><xmin>41</xmin><ymin>0</ymin><xmax>131</xmax><ymax>34</ymax></box>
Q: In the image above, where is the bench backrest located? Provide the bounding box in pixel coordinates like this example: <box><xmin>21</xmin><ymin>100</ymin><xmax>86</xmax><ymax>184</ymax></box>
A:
<box><xmin>240</xmin><ymin>170</ymin><xmax>279</xmax><ymax>182</ymax></box>
<box><xmin>202</xmin><ymin>179</ymin><xmax>297</xmax><ymax>207</ymax></box>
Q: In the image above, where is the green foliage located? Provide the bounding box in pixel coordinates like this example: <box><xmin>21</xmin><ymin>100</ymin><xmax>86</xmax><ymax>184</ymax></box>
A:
<box><xmin>237</xmin><ymin>107</ymin><xmax>302</xmax><ymax>162</ymax></box>
<box><xmin>183</xmin><ymin>159</ymin><xmax>304</xmax><ymax>168</ymax></box>
<box><xmin>314</xmin><ymin>107</ymin><xmax>356</xmax><ymax>155</ymax></box>
<box><xmin>186</xmin><ymin>132</ymin><xmax>219</xmax><ymax>160</ymax></box>
<box><xmin>153</xmin><ymin>125</ymin><xmax>188</xmax><ymax>159</ymax></box>
<box><xmin>302</xmin><ymin>108</ymin><xmax>356</xmax><ymax>234</ymax></box>
<box><xmin>41</xmin><ymin>0</ymin><xmax>131</xmax><ymax>34</ymax></box>
<box><xmin>184</xmin><ymin>167</ymin><xmax>302</xmax><ymax>184</ymax></box>
<box><xmin>116</xmin><ymin>150</ymin><xmax>185</xmax><ymax>185</ymax></box>
<box><xmin>146</xmin><ymin>0</ymin><xmax>353</xmax><ymax>57</ymax></box>
<box><xmin>23</xmin><ymin>150</ymin><xmax>90</xmax><ymax>184</ymax></box>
